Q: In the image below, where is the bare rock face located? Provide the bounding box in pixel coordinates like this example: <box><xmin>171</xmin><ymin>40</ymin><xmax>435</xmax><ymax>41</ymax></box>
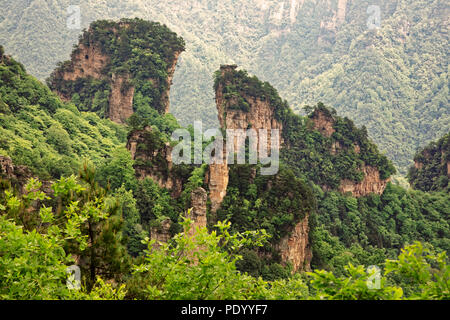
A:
<box><xmin>216</xmin><ymin>65</ymin><xmax>283</xmax><ymax>150</ymax></box>
<box><xmin>275</xmin><ymin>214</ymin><xmax>311</xmax><ymax>273</ymax></box>
<box><xmin>60</xmin><ymin>44</ymin><xmax>109</xmax><ymax>82</ymax></box>
<box><xmin>311</xmin><ymin>109</ymin><xmax>335</xmax><ymax>138</ymax></box>
<box><xmin>126</xmin><ymin>127</ymin><xmax>183</xmax><ymax>197</ymax></box>
<box><xmin>150</xmin><ymin>218</ymin><xmax>172</xmax><ymax>250</ymax></box>
<box><xmin>339</xmin><ymin>165</ymin><xmax>390</xmax><ymax>197</ymax></box>
<box><xmin>0</xmin><ymin>155</ymin><xmax>33</xmax><ymax>191</ymax></box>
<box><xmin>209</xmin><ymin>65</ymin><xmax>284</xmax><ymax>212</ymax></box>
<box><xmin>50</xmin><ymin>25</ymin><xmax>182</xmax><ymax>124</ymax></box>
<box><xmin>161</xmin><ymin>51</ymin><xmax>182</xmax><ymax>114</ymax></box>
<box><xmin>187</xmin><ymin>187</ymin><xmax>208</xmax><ymax>237</ymax></box>
<box><xmin>0</xmin><ymin>156</ymin><xmax>52</xmax><ymax>195</ymax></box>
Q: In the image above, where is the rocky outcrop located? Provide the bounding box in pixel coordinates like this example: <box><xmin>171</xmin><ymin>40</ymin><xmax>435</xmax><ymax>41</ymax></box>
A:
<box><xmin>311</xmin><ymin>109</ymin><xmax>335</xmax><ymax>138</ymax></box>
<box><xmin>0</xmin><ymin>156</ymin><xmax>52</xmax><ymax>195</ymax></box>
<box><xmin>187</xmin><ymin>187</ymin><xmax>208</xmax><ymax>236</ymax></box>
<box><xmin>339</xmin><ymin>165</ymin><xmax>390</xmax><ymax>197</ymax></box>
<box><xmin>209</xmin><ymin>65</ymin><xmax>284</xmax><ymax>212</ymax></box>
<box><xmin>150</xmin><ymin>218</ymin><xmax>172</xmax><ymax>250</ymax></box>
<box><xmin>49</xmin><ymin>22</ymin><xmax>183</xmax><ymax>124</ymax></box>
<box><xmin>109</xmin><ymin>74</ymin><xmax>135</xmax><ymax>124</ymax></box>
<box><xmin>205</xmin><ymin>163</ymin><xmax>229</xmax><ymax>215</ymax></box>
<box><xmin>59</xmin><ymin>44</ymin><xmax>109</xmax><ymax>82</ymax></box>
<box><xmin>1</xmin><ymin>156</ymin><xmax>33</xmax><ymax>191</ymax></box>
<box><xmin>275</xmin><ymin>214</ymin><xmax>311</xmax><ymax>273</ymax></box>
<box><xmin>216</xmin><ymin>65</ymin><xmax>283</xmax><ymax>145</ymax></box>
<box><xmin>126</xmin><ymin>127</ymin><xmax>183</xmax><ymax>197</ymax></box>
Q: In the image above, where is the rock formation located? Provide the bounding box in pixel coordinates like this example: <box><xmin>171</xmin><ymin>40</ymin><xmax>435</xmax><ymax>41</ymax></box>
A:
<box><xmin>275</xmin><ymin>214</ymin><xmax>311</xmax><ymax>273</ymax></box>
<box><xmin>150</xmin><ymin>218</ymin><xmax>172</xmax><ymax>250</ymax></box>
<box><xmin>339</xmin><ymin>165</ymin><xmax>390</xmax><ymax>197</ymax></box>
<box><xmin>187</xmin><ymin>187</ymin><xmax>208</xmax><ymax>237</ymax></box>
<box><xmin>126</xmin><ymin>126</ymin><xmax>183</xmax><ymax>197</ymax></box>
<box><xmin>311</xmin><ymin>109</ymin><xmax>390</xmax><ymax>197</ymax></box>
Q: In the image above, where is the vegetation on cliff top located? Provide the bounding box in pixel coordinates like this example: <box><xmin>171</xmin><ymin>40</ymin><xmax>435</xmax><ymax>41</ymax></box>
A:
<box><xmin>408</xmin><ymin>132</ymin><xmax>449</xmax><ymax>192</ymax></box>
<box><xmin>47</xmin><ymin>18</ymin><xmax>185</xmax><ymax>117</ymax></box>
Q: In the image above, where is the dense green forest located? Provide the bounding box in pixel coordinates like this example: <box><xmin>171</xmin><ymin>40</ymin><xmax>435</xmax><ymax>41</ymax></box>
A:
<box><xmin>47</xmin><ymin>18</ymin><xmax>185</xmax><ymax>117</ymax></box>
<box><xmin>0</xmin><ymin>10</ymin><xmax>449</xmax><ymax>300</ymax></box>
<box><xmin>0</xmin><ymin>0</ymin><xmax>448</xmax><ymax>174</ymax></box>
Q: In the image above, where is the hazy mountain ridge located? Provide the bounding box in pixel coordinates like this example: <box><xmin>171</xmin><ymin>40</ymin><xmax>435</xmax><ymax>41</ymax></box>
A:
<box><xmin>0</xmin><ymin>0</ymin><xmax>448</xmax><ymax>174</ymax></box>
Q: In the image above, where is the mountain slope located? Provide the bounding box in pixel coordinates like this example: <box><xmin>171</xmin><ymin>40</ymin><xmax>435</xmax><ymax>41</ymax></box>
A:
<box><xmin>0</xmin><ymin>0</ymin><xmax>448</xmax><ymax>174</ymax></box>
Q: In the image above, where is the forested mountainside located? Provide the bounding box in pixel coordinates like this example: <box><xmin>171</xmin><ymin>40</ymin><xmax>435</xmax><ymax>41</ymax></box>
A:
<box><xmin>408</xmin><ymin>132</ymin><xmax>450</xmax><ymax>192</ymax></box>
<box><xmin>0</xmin><ymin>46</ymin><xmax>127</xmax><ymax>179</ymax></box>
<box><xmin>1</xmin><ymin>17</ymin><xmax>449</xmax><ymax>300</ymax></box>
<box><xmin>0</xmin><ymin>0</ymin><xmax>448</xmax><ymax>174</ymax></box>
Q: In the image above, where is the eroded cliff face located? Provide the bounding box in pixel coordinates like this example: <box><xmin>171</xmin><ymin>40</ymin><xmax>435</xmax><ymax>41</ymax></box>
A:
<box><xmin>339</xmin><ymin>165</ymin><xmax>390</xmax><ymax>197</ymax></box>
<box><xmin>208</xmin><ymin>65</ymin><xmax>284</xmax><ymax>212</ymax></box>
<box><xmin>1</xmin><ymin>156</ymin><xmax>33</xmax><ymax>192</ymax></box>
<box><xmin>126</xmin><ymin>127</ymin><xmax>183</xmax><ymax>197</ymax></box>
<box><xmin>0</xmin><ymin>156</ymin><xmax>52</xmax><ymax>195</ymax></box>
<box><xmin>109</xmin><ymin>73</ymin><xmax>135</xmax><ymax>124</ymax></box>
<box><xmin>49</xmin><ymin>23</ymin><xmax>182</xmax><ymax>124</ymax></box>
<box><xmin>187</xmin><ymin>187</ymin><xmax>208</xmax><ymax>236</ymax></box>
<box><xmin>275</xmin><ymin>214</ymin><xmax>311</xmax><ymax>273</ymax></box>
<box><xmin>216</xmin><ymin>66</ymin><xmax>283</xmax><ymax>141</ymax></box>
<box><xmin>205</xmin><ymin>163</ymin><xmax>229</xmax><ymax>215</ymax></box>
<box><xmin>311</xmin><ymin>109</ymin><xmax>335</xmax><ymax>138</ymax></box>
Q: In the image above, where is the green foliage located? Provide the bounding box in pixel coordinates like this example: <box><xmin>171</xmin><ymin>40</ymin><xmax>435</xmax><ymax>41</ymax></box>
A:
<box><xmin>47</xmin><ymin>18</ymin><xmax>185</xmax><ymax>117</ymax></box>
<box><xmin>215</xmin><ymin>68</ymin><xmax>396</xmax><ymax>189</ymax></box>
<box><xmin>385</xmin><ymin>242</ymin><xmax>449</xmax><ymax>299</ymax></box>
<box><xmin>216</xmin><ymin>165</ymin><xmax>315</xmax><ymax>278</ymax></box>
<box><xmin>2</xmin><ymin>1</ymin><xmax>448</xmax><ymax>173</ymax></box>
<box><xmin>282</xmin><ymin>103</ymin><xmax>396</xmax><ymax>188</ymax></box>
<box><xmin>113</xmin><ymin>186</ymin><xmax>148</xmax><ymax>257</ymax></box>
<box><xmin>134</xmin><ymin>177</ymin><xmax>178</xmax><ymax>229</ymax></box>
<box><xmin>408</xmin><ymin>132</ymin><xmax>449</xmax><ymax>192</ymax></box>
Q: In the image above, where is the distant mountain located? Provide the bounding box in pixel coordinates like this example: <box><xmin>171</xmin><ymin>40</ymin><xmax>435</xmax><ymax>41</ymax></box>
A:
<box><xmin>0</xmin><ymin>0</ymin><xmax>448</xmax><ymax>174</ymax></box>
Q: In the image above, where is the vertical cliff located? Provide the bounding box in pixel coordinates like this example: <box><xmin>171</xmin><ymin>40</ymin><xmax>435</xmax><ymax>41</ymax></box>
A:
<box><xmin>47</xmin><ymin>18</ymin><xmax>185</xmax><ymax>124</ymax></box>
<box><xmin>212</xmin><ymin>66</ymin><xmax>314</xmax><ymax>273</ymax></box>
<box><xmin>275</xmin><ymin>215</ymin><xmax>312</xmax><ymax>272</ymax></box>
<box><xmin>126</xmin><ymin>126</ymin><xmax>183</xmax><ymax>197</ymax></box>
<box><xmin>408</xmin><ymin>132</ymin><xmax>449</xmax><ymax>192</ymax></box>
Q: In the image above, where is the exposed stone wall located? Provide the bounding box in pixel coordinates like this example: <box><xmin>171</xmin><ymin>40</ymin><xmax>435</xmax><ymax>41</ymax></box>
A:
<box><xmin>339</xmin><ymin>165</ymin><xmax>390</xmax><ymax>197</ymax></box>
<box><xmin>275</xmin><ymin>214</ymin><xmax>311</xmax><ymax>272</ymax></box>
<box><xmin>187</xmin><ymin>187</ymin><xmax>208</xmax><ymax>237</ymax></box>
<box><xmin>126</xmin><ymin>127</ymin><xmax>183</xmax><ymax>197</ymax></box>
<box><xmin>51</xmin><ymin>27</ymin><xmax>182</xmax><ymax>124</ymax></box>
<box><xmin>311</xmin><ymin>109</ymin><xmax>335</xmax><ymax>138</ymax></box>
<box><xmin>150</xmin><ymin>218</ymin><xmax>172</xmax><ymax>250</ymax></box>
